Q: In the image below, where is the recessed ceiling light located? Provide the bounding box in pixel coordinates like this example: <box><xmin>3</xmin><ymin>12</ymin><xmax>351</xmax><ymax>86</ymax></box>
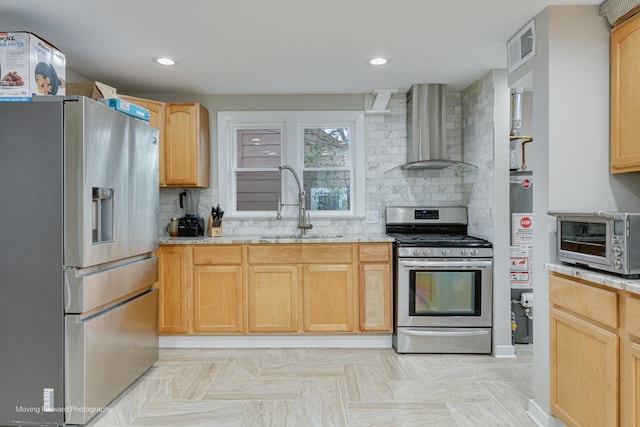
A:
<box><xmin>153</xmin><ymin>57</ymin><xmax>177</xmax><ymax>66</ymax></box>
<box><xmin>369</xmin><ymin>57</ymin><xmax>388</xmax><ymax>66</ymax></box>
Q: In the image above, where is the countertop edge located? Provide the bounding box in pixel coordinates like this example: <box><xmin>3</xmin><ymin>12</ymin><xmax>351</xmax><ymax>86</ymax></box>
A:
<box><xmin>546</xmin><ymin>263</ymin><xmax>640</xmax><ymax>296</ymax></box>
<box><xmin>159</xmin><ymin>234</ymin><xmax>395</xmax><ymax>245</ymax></box>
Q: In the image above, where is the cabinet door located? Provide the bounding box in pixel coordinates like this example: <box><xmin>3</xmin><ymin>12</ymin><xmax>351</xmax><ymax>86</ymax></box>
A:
<box><xmin>303</xmin><ymin>264</ymin><xmax>354</xmax><ymax>333</ymax></box>
<box><xmin>165</xmin><ymin>103</ymin><xmax>210</xmax><ymax>187</ymax></box>
<box><xmin>193</xmin><ymin>265</ymin><xmax>243</xmax><ymax>333</ymax></box>
<box><xmin>621</xmin><ymin>338</ymin><xmax>640</xmax><ymax>427</ymax></box>
<box><xmin>157</xmin><ymin>246</ymin><xmax>190</xmax><ymax>333</ymax></box>
<box><xmin>359</xmin><ymin>264</ymin><xmax>392</xmax><ymax>332</ymax></box>
<box><xmin>550</xmin><ymin>306</ymin><xmax>618</xmax><ymax>427</ymax></box>
<box><xmin>247</xmin><ymin>265</ymin><xmax>300</xmax><ymax>333</ymax></box>
<box><xmin>119</xmin><ymin>95</ymin><xmax>167</xmax><ymax>186</ymax></box>
<box><xmin>611</xmin><ymin>14</ymin><xmax>640</xmax><ymax>173</ymax></box>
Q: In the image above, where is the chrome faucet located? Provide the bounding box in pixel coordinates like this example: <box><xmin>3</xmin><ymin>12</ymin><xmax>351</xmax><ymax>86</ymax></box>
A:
<box><xmin>276</xmin><ymin>165</ymin><xmax>313</xmax><ymax>233</ymax></box>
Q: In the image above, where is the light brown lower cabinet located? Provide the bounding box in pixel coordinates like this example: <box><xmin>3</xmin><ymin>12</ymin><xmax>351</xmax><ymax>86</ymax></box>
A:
<box><xmin>549</xmin><ymin>272</ymin><xmax>640</xmax><ymax>427</ymax></box>
<box><xmin>157</xmin><ymin>245</ymin><xmax>190</xmax><ymax>333</ymax></box>
<box><xmin>358</xmin><ymin>243</ymin><xmax>392</xmax><ymax>332</ymax></box>
<box><xmin>192</xmin><ymin>245</ymin><xmax>243</xmax><ymax>333</ymax></box>
<box><xmin>193</xmin><ymin>265</ymin><xmax>243</xmax><ymax>333</ymax></box>
<box><xmin>157</xmin><ymin>242</ymin><xmax>391</xmax><ymax>335</ymax></box>
<box><xmin>621</xmin><ymin>338</ymin><xmax>640</xmax><ymax>427</ymax></box>
<box><xmin>247</xmin><ymin>265</ymin><xmax>301</xmax><ymax>333</ymax></box>
<box><xmin>247</xmin><ymin>244</ymin><xmax>356</xmax><ymax>334</ymax></box>
<box><xmin>359</xmin><ymin>264</ymin><xmax>392</xmax><ymax>331</ymax></box>
<box><xmin>303</xmin><ymin>264</ymin><xmax>354</xmax><ymax>333</ymax></box>
<box><xmin>550</xmin><ymin>306</ymin><xmax>617</xmax><ymax>427</ymax></box>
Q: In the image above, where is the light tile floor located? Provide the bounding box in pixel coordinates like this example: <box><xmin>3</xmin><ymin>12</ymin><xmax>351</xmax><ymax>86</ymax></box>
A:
<box><xmin>89</xmin><ymin>345</ymin><xmax>536</xmax><ymax>427</ymax></box>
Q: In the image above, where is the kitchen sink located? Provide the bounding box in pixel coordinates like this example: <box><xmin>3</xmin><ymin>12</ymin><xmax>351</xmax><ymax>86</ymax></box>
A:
<box><xmin>259</xmin><ymin>234</ymin><xmax>343</xmax><ymax>239</ymax></box>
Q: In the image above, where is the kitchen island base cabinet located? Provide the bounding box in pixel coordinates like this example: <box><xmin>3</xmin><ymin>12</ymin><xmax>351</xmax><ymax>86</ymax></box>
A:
<box><xmin>247</xmin><ymin>265</ymin><xmax>301</xmax><ymax>333</ymax></box>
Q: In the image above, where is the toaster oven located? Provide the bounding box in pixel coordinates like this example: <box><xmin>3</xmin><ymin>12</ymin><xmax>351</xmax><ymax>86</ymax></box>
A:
<box><xmin>548</xmin><ymin>211</ymin><xmax>640</xmax><ymax>278</ymax></box>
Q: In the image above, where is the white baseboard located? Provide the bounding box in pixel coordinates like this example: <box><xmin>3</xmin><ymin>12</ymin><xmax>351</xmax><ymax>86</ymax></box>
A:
<box><xmin>159</xmin><ymin>334</ymin><xmax>394</xmax><ymax>349</ymax></box>
<box><xmin>493</xmin><ymin>344</ymin><xmax>516</xmax><ymax>358</ymax></box>
<box><xmin>527</xmin><ymin>399</ymin><xmax>566</xmax><ymax>427</ymax></box>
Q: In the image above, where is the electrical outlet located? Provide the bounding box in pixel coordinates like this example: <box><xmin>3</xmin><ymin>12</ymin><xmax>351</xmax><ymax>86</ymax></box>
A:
<box><xmin>366</xmin><ymin>210</ymin><xmax>379</xmax><ymax>224</ymax></box>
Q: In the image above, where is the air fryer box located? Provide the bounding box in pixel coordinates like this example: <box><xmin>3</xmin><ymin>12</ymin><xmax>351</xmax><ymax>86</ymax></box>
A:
<box><xmin>0</xmin><ymin>32</ymin><xmax>65</xmax><ymax>101</ymax></box>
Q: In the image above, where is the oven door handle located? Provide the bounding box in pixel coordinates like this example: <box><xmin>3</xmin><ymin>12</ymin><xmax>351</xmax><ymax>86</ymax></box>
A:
<box><xmin>399</xmin><ymin>260</ymin><xmax>493</xmax><ymax>269</ymax></box>
<box><xmin>402</xmin><ymin>329</ymin><xmax>490</xmax><ymax>337</ymax></box>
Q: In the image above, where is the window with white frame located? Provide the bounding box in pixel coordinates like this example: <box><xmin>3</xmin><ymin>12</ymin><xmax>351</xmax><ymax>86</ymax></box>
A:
<box><xmin>218</xmin><ymin>111</ymin><xmax>365</xmax><ymax>218</ymax></box>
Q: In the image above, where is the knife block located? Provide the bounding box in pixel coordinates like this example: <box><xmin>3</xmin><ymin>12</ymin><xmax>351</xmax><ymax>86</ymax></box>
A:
<box><xmin>207</xmin><ymin>214</ymin><xmax>222</xmax><ymax>237</ymax></box>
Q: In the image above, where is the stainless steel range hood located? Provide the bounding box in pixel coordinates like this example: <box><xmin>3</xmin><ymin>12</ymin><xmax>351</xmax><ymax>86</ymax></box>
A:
<box><xmin>391</xmin><ymin>83</ymin><xmax>477</xmax><ymax>171</ymax></box>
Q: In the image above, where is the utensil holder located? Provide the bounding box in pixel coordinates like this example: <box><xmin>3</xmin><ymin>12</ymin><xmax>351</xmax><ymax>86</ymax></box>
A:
<box><xmin>207</xmin><ymin>214</ymin><xmax>222</xmax><ymax>237</ymax></box>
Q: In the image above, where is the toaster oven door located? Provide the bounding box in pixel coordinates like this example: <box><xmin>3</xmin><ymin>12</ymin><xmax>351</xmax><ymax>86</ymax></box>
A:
<box><xmin>557</xmin><ymin>217</ymin><xmax>613</xmax><ymax>267</ymax></box>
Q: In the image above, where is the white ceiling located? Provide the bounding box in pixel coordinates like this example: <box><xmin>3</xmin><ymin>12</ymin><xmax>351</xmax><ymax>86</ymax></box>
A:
<box><xmin>1</xmin><ymin>0</ymin><xmax>603</xmax><ymax>95</ymax></box>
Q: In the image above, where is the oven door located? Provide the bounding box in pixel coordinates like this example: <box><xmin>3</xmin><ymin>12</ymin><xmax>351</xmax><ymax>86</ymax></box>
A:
<box><xmin>396</xmin><ymin>258</ymin><xmax>493</xmax><ymax>328</ymax></box>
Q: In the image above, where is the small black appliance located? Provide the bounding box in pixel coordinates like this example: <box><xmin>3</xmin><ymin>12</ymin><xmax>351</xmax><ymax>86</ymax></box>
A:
<box><xmin>177</xmin><ymin>189</ymin><xmax>205</xmax><ymax>237</ymax></box>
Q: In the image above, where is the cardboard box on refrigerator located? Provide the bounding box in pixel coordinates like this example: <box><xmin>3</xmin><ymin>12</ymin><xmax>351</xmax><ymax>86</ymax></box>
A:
<box><xmin>0</xmin><ymin>32</ymin><xmax>65</xmax><ymax>101</ymax></box>
<box><xmin>98</xmin><ymin>98</ymin><xmax>150</xmax><ymax>122</ymax></box>
<box><xmin>66</xmin><ymin>81</ymin><xmax>118</xmax><ymax>100</ymax></box>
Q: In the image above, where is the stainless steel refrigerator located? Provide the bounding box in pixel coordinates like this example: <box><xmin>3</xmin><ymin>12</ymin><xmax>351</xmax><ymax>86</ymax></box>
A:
<box><xmin>0</xmin><ymin>96</ymin><xmax>159</xmax><ymax>426</ymax></box>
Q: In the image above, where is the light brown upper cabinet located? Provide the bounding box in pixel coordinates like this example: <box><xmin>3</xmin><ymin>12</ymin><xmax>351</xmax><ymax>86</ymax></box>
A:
<box><xmin>611</xmin><ymin>13</ymin><xmax>640</xmax><ymax>173</ymax></box>
<box><xmin>119</xmin><ymin>95</ymin><xmax>167</xmax><ymax>185</ymax></box>
<box><xmin>119</xmin><ymin>97</ymin><xmax>210</xmax><ymax>187</ymax></box>
<box><xmin>165</xmin><ymin>103</ymin><xmax>210</xmax><ymax>187</ymax></box>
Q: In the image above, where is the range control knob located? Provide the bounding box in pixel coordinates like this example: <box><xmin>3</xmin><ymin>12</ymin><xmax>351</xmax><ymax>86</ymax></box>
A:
<box><xmin>614</xmin><ymin>259</ymin><xmax>624</xmax><ymax>270</ymax></box>
<box><xmin>423</xmin><ymin>249</ymin><xmax>431</xmax><ymax>256</ymax></box>
<box><xmin>413</xmin><ymin>249</ymin><xmax>421</xmax><ymax>256</ymax></box>
<box><xmin>471</xmin><ymin>249</ymin><xmax>479</xmax><ymax>255</ymax></box>
<box><xmin>441</xmin><ymin>249</ymin><xmax>451</xmax><ymax>256</ymax></box>
<box><xmin>614</xmin><ymin>246</ymin><xmax>623</xmax><ymax>256</ymax></box>
<box><xmin>461</xmin><ymin>249</ymin><xmax>469</xmax><ymax>256</ymax></box>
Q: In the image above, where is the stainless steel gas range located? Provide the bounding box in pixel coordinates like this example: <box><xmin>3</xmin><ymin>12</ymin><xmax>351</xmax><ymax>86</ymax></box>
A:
<box><xmin>386</xmin><ymin>206</ymin><xmax>493</xmax><ymax>354</ymax></box>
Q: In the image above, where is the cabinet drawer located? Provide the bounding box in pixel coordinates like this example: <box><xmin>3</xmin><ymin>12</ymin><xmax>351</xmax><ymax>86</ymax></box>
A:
<box><xmin>622</xmin><ymin>295</ymin><xmax>640</xmax><ymax>338</ymax></box>
<box><xmin>359</xmin><ymin>243</ymin><xmax>390</xmax><ymax>262</ymax></box>
<box><xmin>193</xmin><ymin>245</ymin><xmax>243</xmax><ymax>265</ymax></box>
<box><xmin>549</xmin><ymin>274</ymin><xmax>617</xmax><ymax>329</ymax></box>
<box><xmin>248</xmin><ymin>245</ymin><xmax>303</xmax><ymax>264</ymax></box>
<box><xmin>303</xmin><ymin>244</ymin><xmax>353</xmax><ymax>264</ymax></box>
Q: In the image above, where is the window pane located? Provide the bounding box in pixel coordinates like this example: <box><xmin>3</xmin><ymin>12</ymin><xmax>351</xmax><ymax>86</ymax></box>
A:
<box><xmin>237</xmin><ymin>128</ymin><xmax>281</xmax><ymax>168</ymax></box>
<box><xmin>236</xmin><ymin>171</ymin><xmax>279</xmax><ymax>211</ymax></box>
<box><xmin>304</xmin><ymin>171</ymin><xmax>350</xmax><ymax>211</ymax></box>
<box><xmin>304</xmin><ymin>128</ymin><xmax>349</xmax><ymax>168</ymax></box>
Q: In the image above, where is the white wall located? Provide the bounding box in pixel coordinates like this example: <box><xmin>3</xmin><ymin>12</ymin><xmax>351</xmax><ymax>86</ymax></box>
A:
<box><xmin>463</xmin><ymin>70</ymin><xmax>513</xmax><ymax>356</ymax></box>
<box><xmin>509</xmin><ymin>5</ymin><xmax>640</xmax><ymax>425</ymax></box>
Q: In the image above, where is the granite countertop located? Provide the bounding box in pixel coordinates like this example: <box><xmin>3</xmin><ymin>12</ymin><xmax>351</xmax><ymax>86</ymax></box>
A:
<box><xmin>159</xmin><ymin>233</ymin><xmax>395</xmax><ymax>245</ymax></box>
<box><xmin>546</xmin><ymin>263</ymin><xmax>640</xmax><ymax>296</ymax></box>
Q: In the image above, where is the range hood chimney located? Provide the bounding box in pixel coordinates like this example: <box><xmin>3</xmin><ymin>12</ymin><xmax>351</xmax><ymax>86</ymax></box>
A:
<box><xmin>391</xmin><ymin>83</ymin><xmax>477</xmax><ymax>171</ymax></box>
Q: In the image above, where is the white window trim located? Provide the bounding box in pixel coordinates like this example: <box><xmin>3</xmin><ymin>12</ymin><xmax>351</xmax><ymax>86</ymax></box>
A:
<box><xmin>218</xmin><ymin>110</ymin><xmax>365</xmax><ymax>219</ymax></box>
